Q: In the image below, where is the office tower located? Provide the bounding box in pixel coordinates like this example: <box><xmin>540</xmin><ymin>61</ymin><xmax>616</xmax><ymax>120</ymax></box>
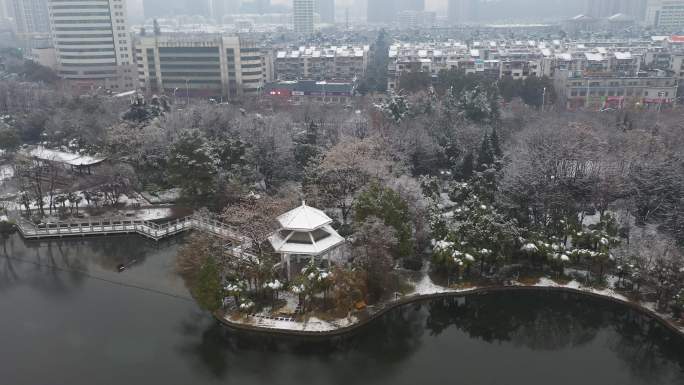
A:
<box><xmin>315</xmin><ymin>0</ymin><xmax>335</xmax><ymax>23</ymax></box>
<box><xmin>136</xmin><ymin>35</ymin><xmax>267</xmax><ymax>99</ymax></box>
<box><xmin>646</xmin><ymin>0</ymin><xmax>684</xmax><ymax>28</ymax></box>
<box><xmin>47</xmin><ymin>0</ymin><xmax>135</xmax><ymax>91</ymax></box>
<box><xmin>293</xmin><ymin>0</ymin><xmax>314</xmax><ymax>34</ymax></box>
<box><xmin>448</xmin><ymin>0</ymin><xmax>478</xmax><ymax>24</ymax></box>
<box><xmin>367</xmin><ymin>0</ymin><xmax>395</xmax><ymax>23</ymax></box>
<box><xmin>11</xmin><ymin>0</ymin><xmax>50</xmax><ymax>34</ymax></box>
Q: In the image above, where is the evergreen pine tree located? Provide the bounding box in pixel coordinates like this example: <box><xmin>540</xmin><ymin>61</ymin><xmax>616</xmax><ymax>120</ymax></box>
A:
<box><xmin>477</xmin><ymin>134</ymin><xmax>494</xmax><ymax>171</ymax></box>
<box><xmin>461</xmin><ymin>151</ymin><xmax>474</xmax><ymax>180</ymax></box>
<box><xmin>490</xmin><ymin>128</ymin><xmax>503</xmax><ymax>158</ymax></box>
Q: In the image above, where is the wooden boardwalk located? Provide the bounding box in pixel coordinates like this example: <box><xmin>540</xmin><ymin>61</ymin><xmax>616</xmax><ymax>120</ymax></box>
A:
<box><xmin>12</xmin><ymin>214</ymin><xmax>244</xmax><ymax>243</ymax></box>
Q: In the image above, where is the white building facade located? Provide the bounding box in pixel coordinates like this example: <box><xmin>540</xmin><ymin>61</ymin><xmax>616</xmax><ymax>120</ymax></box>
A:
<box><xmin>293</xmin><ymin>0</ymin><xmax>314</xmax><ymax>35</ymax></box>
<box><xmin>646</xmin><ymin>0</ymin><xmax>684</xmax><ymax>29</ymax></box>
<box><xmin>47</xmin><ymin>0</ymin><xmax>136</xmax><ymax>92</ymax></box>
<box><xmin>136</xmin><ymin>34</ymin><xmax>270</xmax><ymax>100</ymax></box>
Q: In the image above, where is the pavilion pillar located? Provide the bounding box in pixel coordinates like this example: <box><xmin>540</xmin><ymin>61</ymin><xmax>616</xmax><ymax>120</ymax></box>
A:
<box><xmin>286</xmin><ymin>254</ymin><xmax>291</xmax><ymax>281</ymax></box>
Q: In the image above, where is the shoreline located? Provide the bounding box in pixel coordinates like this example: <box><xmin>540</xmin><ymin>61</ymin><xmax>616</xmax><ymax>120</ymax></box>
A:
<box><xmin>214</xmin><ymin>284</ymin><xmax>684</xmax><ymax>339</ymax></box>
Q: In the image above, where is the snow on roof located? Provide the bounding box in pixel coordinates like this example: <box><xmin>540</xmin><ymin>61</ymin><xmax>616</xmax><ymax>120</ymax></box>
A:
<box><xmin>608</xmin><ymin>13</ymin><xmax>633</xmax><ymax>22</ymax></box>
<box><xmin>27</xmin><ymin>146</ymin><xmax>106</xmax><ymax>166</ymax></box>
<box><xmin>571</xmin><ymin>14</ymin><xmax>594</xmax><ymax>21</ymax></box>
<box><xmin>113</xmin><ymin>90</ymin><xmax>137</xmax><ymax>98</ymax></box>
<box><xmin>556</xmin><ymin>53</ymin><xmax>572</xmax><ymax>61</ymax></box>
<box><xmin>276</xmin><ymin>202</ymin><xmax>332</xmax><ymax>231</ymax></box>
<box><xmin>470</xmin><ymin>49</ymin><xmax>480</xmax><ymax>57</ymax></box>
<box><xmin>269</xmin><ymin>225</ymin><xmax>345</xmax><ymax>256</ymax></box>
<box><xmin>585</xmin><ymin>52</ymin><xmax>604</xmax><ymax>61</ymax></box>
<box><xmin>614</xmin><ymin>52</ymin><xmax>632</xmax><ymax>60</ymax></box>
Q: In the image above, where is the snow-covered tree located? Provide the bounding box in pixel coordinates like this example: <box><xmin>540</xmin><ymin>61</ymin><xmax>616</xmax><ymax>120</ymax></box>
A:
<box><xmin>377</xmin><ymin>91</ymin><xmax>411</xmax><ymax>124</ymax></box>
<box><xmin>432</xmin><ymin>182</ymin><xmax>520</xmax><ymax>277</ymax></box>
<box><xmin>456</xmin><ymin>85</ymin><xmax>500</xmax><ymax>124</ymax></box>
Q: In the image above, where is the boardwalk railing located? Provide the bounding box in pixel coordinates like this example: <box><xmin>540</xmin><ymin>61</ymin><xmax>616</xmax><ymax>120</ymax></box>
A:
<box><xmin>11</xmin><ymin>213</ymin><xmax>246</xmax><ymax>244</ymax></box>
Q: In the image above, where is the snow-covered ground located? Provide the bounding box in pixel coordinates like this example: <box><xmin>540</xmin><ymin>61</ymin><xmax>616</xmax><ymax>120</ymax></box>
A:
<box><xmin>3</xmin><ymin>191</ymin><xmax>150</xmax><ymax>215</ymax></box>
<box><xmin>0</xmin><ymin>165</ymin><xmax>14</xmax><ymax>182</ymax></box>
<box><xmin>140</xmin><ymin>189</ymin><xmax>181</xmax><ymax>204</ymax></box>
<box><xmin>222</xmin><ymin>266</ymin><xmax>684</xmax><ymax>335</ymax></box>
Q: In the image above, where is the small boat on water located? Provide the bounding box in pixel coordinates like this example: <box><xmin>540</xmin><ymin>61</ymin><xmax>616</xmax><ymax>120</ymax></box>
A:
<box><xmin>117</xmin><ymin>260</ymin><xmax>137</xmax><ymax>272</ymax></box>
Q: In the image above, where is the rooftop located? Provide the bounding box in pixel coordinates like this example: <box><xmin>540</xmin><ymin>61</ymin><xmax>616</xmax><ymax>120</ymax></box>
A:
<box><xmin>26</xmin><ymin>146</ymin><xmax>106</xmax><ymax>167</ymax></box>
<box><xmin>276</xmin><ymin>202</ymin><xmax>333</xmax><ymax>231</ymax></box>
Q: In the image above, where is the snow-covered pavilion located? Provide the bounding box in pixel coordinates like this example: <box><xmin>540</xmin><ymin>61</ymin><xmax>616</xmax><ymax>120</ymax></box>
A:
<box><xmin>269</xmin><ymin>202</ymin><xmax>346</xmax><ymax>280</ymax></box>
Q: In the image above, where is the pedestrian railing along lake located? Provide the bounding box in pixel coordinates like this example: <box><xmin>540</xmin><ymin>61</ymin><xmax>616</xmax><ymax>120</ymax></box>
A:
<box><xmin>12</xmin><ymin>213</ymin><xmax>244</xmax><ymax>243</ymax></box>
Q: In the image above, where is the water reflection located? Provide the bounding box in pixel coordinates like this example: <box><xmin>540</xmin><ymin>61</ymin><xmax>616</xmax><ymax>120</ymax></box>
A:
<box><xmin>1</xmin><ymin>235</ymin><xmax>682</xmax><ymax>385</ymax></box>
<box><xmin>184</xmin><ymin>292</ymin><xmax>684</xmax><ymax>385</ymax></box>
<box><xmin>0</xmin><ymin>233</ymin><xmax>188</xmax><ymax>298</ymax></box>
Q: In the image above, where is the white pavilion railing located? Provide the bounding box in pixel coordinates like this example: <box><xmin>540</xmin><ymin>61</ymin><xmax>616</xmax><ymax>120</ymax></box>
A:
<box><xmin>11</xmin><ymin>212</ymin><xmax>245</xmax><ymax>243</ymax></box>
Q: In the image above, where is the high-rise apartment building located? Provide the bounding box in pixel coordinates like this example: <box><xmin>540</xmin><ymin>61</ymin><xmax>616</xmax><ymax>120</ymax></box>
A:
<box><xmin>646</xmin><ymin>0</ymin><xmax>684</xmax><ymax>28</ymax></box>
<box><xmin>448</xmin><ymin>0</ymin><xmax>478</xmax><ymax>24</ymax></box>
<box><xmin>47</xmin><ymin>0</ymin><xmax>135</xmax><ymax>91</ymax></box>
<box><xmin>315</xmin><ymin>0</ymin><xmax>334</xmax><ymax>23</ymax></box>
<box><xmin>11</xmin><ymin>0</ymin><xmax>50</xmax><ymax>34</ymax></box>
<box><xmin>293</xmin><ymin>0</ymin><xmax>314</xmax><ymax>34</ymax></box>
<box><xmin>136</xmin><ymin>35</ymin><xmax>269</xmax><ymax>99</ymax></box>
<box><xmin>274</xmin><ymin>45</ymin><xmax>369</xmax><ymax>81</ymax></box>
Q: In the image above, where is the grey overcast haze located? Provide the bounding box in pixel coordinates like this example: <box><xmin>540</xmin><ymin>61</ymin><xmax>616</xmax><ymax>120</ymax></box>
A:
<box><xmin>1</xmin><ymin>0</ymin><xmax>683</xmax><ymax>384</ymax></box>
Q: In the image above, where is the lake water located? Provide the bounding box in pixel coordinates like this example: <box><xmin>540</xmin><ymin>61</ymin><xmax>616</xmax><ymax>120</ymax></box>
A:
<box><xmin>0</xmin><ymin>234</ymin><xmax>682</xmax><ymax>385</ymax></box>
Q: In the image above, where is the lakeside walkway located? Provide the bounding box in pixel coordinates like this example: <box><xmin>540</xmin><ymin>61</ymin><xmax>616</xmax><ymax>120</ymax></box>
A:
<box><xmin>10</xmin><ymin>213</ymin><xmax>243</xmax><ymax>243</ymax></box>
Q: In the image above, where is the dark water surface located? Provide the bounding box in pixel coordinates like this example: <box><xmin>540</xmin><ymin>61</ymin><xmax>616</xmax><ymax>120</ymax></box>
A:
<box><xmin>0</xmin><ymin>234</ymin><xmax>682</xmax><ymax>385</ymax></box>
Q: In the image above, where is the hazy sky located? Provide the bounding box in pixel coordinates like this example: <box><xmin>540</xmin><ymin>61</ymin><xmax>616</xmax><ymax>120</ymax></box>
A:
<box><xmin>272</xmin><ymin>0</ymin><xmax>447</xmax><ymax>12</ymax></box>
<box><xmin>127</xmin><ymin>0</ymin><xmax>449</xmax><ymax>16</ymax></box>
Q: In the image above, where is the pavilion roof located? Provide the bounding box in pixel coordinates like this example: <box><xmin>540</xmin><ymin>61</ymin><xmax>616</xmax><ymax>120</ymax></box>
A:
<box><xmin>269</xmin><ymin>225</ymin><xmax>345</xmax><ymax>256</ymax></box>
<box><xmin>276</xmin><ymin>202</ymin><xmax>332</xmax><ymax>231</ymax></box>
